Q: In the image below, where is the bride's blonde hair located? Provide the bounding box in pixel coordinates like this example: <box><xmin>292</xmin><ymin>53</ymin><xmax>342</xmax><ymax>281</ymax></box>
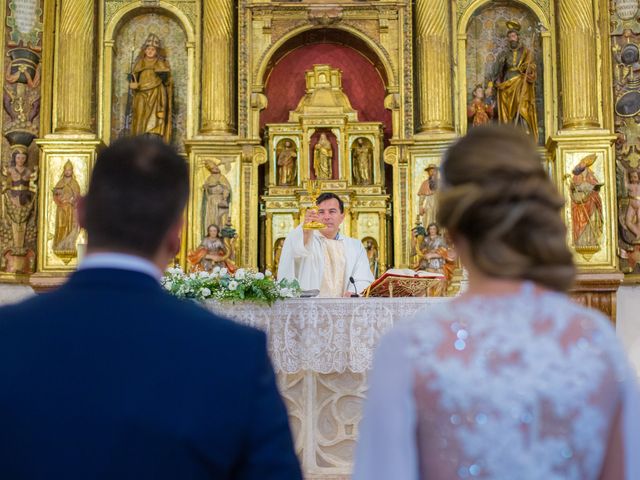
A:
<box><xmin>437</xmin><ymin>125</ymin><xmax>575</xmax><ymax>291</ymax></box>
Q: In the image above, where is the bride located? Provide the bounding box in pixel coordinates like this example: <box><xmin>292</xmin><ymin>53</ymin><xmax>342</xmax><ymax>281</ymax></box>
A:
<box><xmin>354</xmin><ymin>126</ymin><xmax>640</xmax><ymax>479</ymax></box>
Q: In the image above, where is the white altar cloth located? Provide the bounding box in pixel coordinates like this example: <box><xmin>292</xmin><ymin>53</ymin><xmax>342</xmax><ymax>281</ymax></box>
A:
<box><xmin>204</xmin><ymin>298</ymin><xmax>452</xmax><ymax>479</ymax></box>
<box><xmin>204</xmin><ymin>297</ymin><xmax>451</xmax><ymax>374</ymax></box>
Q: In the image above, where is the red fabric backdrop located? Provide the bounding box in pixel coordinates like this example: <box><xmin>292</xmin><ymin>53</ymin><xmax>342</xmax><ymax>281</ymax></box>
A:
<box><xmin>261</xmin><ymin>43</ymin><xmax>391</xmax><ymax>140</ymax></box>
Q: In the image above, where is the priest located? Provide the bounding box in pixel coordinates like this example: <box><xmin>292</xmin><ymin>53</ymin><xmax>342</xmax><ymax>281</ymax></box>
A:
<box><xmin>277</xmin><ymin>192</ymin><xmax>374</xmax><ymax>297</ymax></box>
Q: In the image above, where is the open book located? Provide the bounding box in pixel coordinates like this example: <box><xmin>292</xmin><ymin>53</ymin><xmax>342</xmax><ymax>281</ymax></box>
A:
<box><xmin>365</xmin><ymin>269</ymin><xmax>445</xmax><ymax>297</ymax></box>
<box><xmin>383</xmin><ymin>268</ymin><xmax>445</xmax><ymax>278</ymax></box>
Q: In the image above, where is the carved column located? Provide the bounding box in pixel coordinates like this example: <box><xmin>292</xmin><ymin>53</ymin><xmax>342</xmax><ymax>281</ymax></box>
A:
<box><xmin>414</xmin><ymin>0</ymin><xmax>453</xmax><ymax>133</ymax></box>
<box><xmin>54</xmin><ymin>0</ymin><xmax>94</xmax><ymax>133</ymax></box>
<box><xmin>201</xmin><ymin>0</ymin><xmax>235</xmax><ymax>134</ymax></box>
<box><xmin>557</xmin><ymin>0</ymin><xmax>599</xmax><ymax>129</ymax></box>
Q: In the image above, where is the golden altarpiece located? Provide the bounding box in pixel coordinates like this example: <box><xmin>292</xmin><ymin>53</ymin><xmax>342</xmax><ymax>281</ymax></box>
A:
<box><xmin>1</xmin><ymin>0</ymin><xmax>637</xmax><ymax>478</ymax></box>
<box><xmin>0</xmin><ymin>0</ymin><xmax>632</xmax><ymax>316</ymax></box>
<box><xmin>262</xmin><ymin>64</ymin><xmax>388</xmax><ymax>275</ymax></box>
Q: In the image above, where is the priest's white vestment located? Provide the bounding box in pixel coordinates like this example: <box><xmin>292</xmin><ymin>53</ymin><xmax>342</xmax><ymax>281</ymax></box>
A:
<box><xmin>277</xmin><ymin>225</ymin><xmax>374</xmax><ymax>296</ymax></box>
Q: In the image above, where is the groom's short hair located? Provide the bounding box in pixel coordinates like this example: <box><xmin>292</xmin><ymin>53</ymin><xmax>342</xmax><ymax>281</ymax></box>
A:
<box><xmin>316</xmin><ymin>192</ymin><xmax>344</xmax><ymax>213</ymax></box>
<box><xmin>84</xmin><ymin>136</ymin><xmax>189</xmax><ymax>257</ymax></box>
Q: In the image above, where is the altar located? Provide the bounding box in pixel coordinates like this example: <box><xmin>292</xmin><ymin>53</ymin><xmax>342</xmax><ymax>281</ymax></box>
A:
<box><xmin>205</xmin><ymin>297</ymin><xmax>450</xmax><ymax>479</ymax></box>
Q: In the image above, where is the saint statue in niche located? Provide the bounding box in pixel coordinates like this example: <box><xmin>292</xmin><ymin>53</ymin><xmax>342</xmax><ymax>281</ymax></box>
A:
<box><xmin>417</xmin><ymin>164</ymin><xmax>439</xmax><ymax>228</ymax></box>
<box><xmin>313</xmin><ymin>132</ymin><xmax>333</xmax><ymax>179</ymax></box>
<box><xmin>492</xmin><ymin>21</ymin><xmax>538</xmax><ymax>142</ymax></box>
<box><xmin>568</xmin><ymin>154</ymin><xmax>604</xmax><ymax>249</ymax></box>
<box><xmin>202</xmin><ymin>159</ymin><xmax>231</xmax><ymax>237</ymax></box>
<box><xmin>352</xmin><ymin>138</ymin><xmax>373</xmax><ymax>185</ymax></box>
<box><xmin>1</xmin><ymin>147</ymin><xmax>37</xmax><ymax>250</ymax></box>
<box><xmin>52</xmin><ymin>160</ymin><xmax>81</xmax><ymax>256</ymax></box>
<box><xmin>276</xmin><ymin>139</ymin><xmax>297</xmax><ymax>186</ymax></box>
<box><xmin>128</xmin><ymin>33</ymin><xmax>172</xmax><ymax>143</ymax></box>
<box><xmin>187</xmin><ymin>223</ymin><xmax>237</xmax><ymax>273</ymax></box>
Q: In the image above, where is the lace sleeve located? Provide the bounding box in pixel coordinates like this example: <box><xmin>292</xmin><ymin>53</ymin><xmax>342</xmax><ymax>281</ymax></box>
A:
<box><xmin>353</xmin><ymin>327</ymin><xmax>419</xmax><ymax>480</ymax></box>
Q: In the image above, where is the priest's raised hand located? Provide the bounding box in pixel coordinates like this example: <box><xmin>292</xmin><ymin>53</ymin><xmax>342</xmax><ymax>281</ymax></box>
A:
<box><xmin>278</xmin><ymin>192</ymin><xmax>374</xmax><ymax>297</ymax></box>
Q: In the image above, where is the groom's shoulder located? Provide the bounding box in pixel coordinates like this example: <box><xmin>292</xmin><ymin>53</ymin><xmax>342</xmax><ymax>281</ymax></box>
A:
<box><xmin>0</xmin><ymin>286</ymin><xmax>264</xmax><ymax>347</ymax></box>
<box><xmin>155</xmin><ymin>293</ymin><xmax>266</xmax><ymax>342</ymax></box>
<box><xmin>0</xmin><ymin>290</ymin><xmax>58</xmax><ymax>321</ymax></box>
<box><xmin>153</xmin><ymin>297</ymin><xmax>268</xmax><ymax>363</ymax></box>
<box><xmin>166</xmin><ymin>295</ymin><xmax>265</xmax><ymax>340</ymax></box>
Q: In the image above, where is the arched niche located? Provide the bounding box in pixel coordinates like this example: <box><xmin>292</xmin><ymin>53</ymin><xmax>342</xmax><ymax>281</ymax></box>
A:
<box><xmin>259</xmin><ymin>28</ymin><xmax>392</xmax><ymax>88</ymax></box>
<box><xmin>101</xmin><ymin>2</ymin><xmax>195</xmax><ymax>151</ymax></box>
<box><xmin>259</xmin><ymin>28</ymin><xmax>393</xmax><ymax>142</ymax></box>
<box><xmin>457</xmin><ymin>0</ymin><xmax>553</xmax><ymax>143</ymax></box>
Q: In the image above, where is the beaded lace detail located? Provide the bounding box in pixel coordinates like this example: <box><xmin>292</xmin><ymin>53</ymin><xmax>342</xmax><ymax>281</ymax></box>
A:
<box><xmin>402</xmin><ymin>284</ymin><xmax>627</xmax><ymax>480</ymax></box>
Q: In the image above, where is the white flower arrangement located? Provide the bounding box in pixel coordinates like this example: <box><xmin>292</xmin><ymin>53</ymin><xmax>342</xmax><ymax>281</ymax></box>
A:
<box><xmin>161</xmin><ymin>266</ymin><xmax>301</xmax><ymax>304</ymax></box>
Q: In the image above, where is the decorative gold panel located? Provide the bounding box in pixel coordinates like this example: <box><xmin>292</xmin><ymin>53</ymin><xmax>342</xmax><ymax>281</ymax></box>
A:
<box><xmin>412</xmin><ymin>154</ymin><xmax>442</xmax><ymax>230</ymax></box>
<box><xmin>550</xmin><ymin>136</ymin><xmax>618</xmax><ymax>270</ymax></box>
<box><xmin>355</xmin><ymin>213</ymin><xmax>379</xmax><ymax>240</ymax></box>
<box><xmin>272</xmin><ymin>214</ymin><xmax>296</xmax><ymax>240</ymax></box>
<box><xmin>36</xmin><ymin>141</ymin><xmax>99</xmax><ymax>272</ymax></box>
<box><xmin>187</xmin><ymin>153</ymin><xmax>241</xmax><ymax>260</ymax></box>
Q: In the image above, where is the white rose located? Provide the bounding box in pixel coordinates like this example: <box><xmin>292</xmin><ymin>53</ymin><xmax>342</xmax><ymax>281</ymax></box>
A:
<box><xmin>166</xmin><ymin>267</ymin><xmax>182</xmax><ymax>275</ymax></box>
<box><xmin>265</xmin><ymin>270</ymin><xmax>273</xmax><ymax>277</ymax></box>
<box><xmin>235</xmin><ymin>269</ymin><xmax>245</xmax><ymax>280</ymax></box>
<box><xmin>201</xmin><ymin>287</ymin><xmax>211</xmax><ymax>297</ymax></box>
<box><xmin>164</xmin><ymin>281</ymin><xmax>173</xmax><ymax>290</ymax></box>
<box><xmin>198</xmin><ymin>271</ymin><xmax>209</xmax><ymax>279</ymax></box>
<box><xmin>220</xmin><ymin>267</ymin><xmax>228</xmax><ymax>276</ymax></box>
<box><xmin>188</xmin><ymin>273</ymin><xmax>197</xmax><ymax>280</ymax></box>
<box><xmin>228</xmin><ymin>280</ymin><xmax>238</xmax><ymax>291</ymax></box>
<box><xmin>255</xmin><ymin>272</ymin><xmax>264</xmax><ymax>280</ymax></box>
<box><xmin>212</xmin><ymin>266</ymin><xmax>221</xmax><ymax>274</ymax></box>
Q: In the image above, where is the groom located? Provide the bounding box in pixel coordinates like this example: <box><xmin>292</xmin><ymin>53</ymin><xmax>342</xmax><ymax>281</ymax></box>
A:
<box><xmin>0</xmin><ymin>137</ymin><xmax>301</xmax><ymax>479</ymax></box>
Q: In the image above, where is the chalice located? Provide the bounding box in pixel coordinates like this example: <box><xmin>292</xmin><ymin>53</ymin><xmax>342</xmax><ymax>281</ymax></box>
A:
<box><xmin>303</xmin><ymin>180</ymin><xmax>326</xmax><ymax>230</ymax></box>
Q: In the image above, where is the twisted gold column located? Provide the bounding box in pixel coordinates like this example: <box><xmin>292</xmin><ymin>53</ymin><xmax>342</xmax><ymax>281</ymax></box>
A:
<box><xmin>557</xmin><ymin>0</ymin><xmax>599</xmax><ymax>129</ymax></box>
<box><xmin>54</xmin><ymin>0</ymin><xmax>94</xmax><ymax>133</ymax></box>
<box><xmin>201</xmin><ymin>0</ymin><xmax>235</xmax><ymax>134</ymax></box>
<box><xmin>414</xmin><ymin>0</ymin><xmax>453</xmax><ymax>133</ymax></box>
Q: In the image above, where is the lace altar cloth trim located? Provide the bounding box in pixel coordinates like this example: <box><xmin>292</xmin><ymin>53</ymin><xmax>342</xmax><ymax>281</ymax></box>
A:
<box><xmin>204</xmin><ymin>297</ymin><xmax>450</xmax><ymax>374</ymax></box>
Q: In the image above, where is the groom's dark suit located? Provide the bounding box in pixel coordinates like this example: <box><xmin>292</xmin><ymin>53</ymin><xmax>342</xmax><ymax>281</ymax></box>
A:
<box><xmin>0</xmin><ymin>267</ymin><xmax>301</xmax><ymax>480</ymax></box>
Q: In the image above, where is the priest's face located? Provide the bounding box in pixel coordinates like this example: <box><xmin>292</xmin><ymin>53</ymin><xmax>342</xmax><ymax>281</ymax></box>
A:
<box><xmin>317</xmin><ymin>198</ymin><xmax>344</xmax><ymax>238</ymax></box>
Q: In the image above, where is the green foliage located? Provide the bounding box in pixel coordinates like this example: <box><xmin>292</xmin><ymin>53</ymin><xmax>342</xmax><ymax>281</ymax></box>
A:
<box><xmin>161</xmin><ymin>266</ymin><xmax>301</xmax><ymax>305</ymax></box>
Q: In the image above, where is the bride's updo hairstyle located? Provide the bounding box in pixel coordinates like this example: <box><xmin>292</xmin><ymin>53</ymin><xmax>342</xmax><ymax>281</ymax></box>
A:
<box><xmin>437</xmin><ymin>125</ymin><xmax>576</xmax><ymax>292</ymax></box>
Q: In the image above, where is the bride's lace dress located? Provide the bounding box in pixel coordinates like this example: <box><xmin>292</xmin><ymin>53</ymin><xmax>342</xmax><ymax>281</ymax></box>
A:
<box><xmin>354</xmin><ymin>283</ymin><xmax>640</xmax><ymax>480</ymax></box>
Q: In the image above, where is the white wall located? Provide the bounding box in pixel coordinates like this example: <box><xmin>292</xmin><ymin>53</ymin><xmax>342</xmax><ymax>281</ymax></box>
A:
<box><xmin>617</xmin><ymin>285</ymin><xmax>640</xmax><ymax>376</ymax></box>
<box><xmin>0</xmin><ymin>285</ymin><xmax>35</xmax><ymax>307</ymax></box>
